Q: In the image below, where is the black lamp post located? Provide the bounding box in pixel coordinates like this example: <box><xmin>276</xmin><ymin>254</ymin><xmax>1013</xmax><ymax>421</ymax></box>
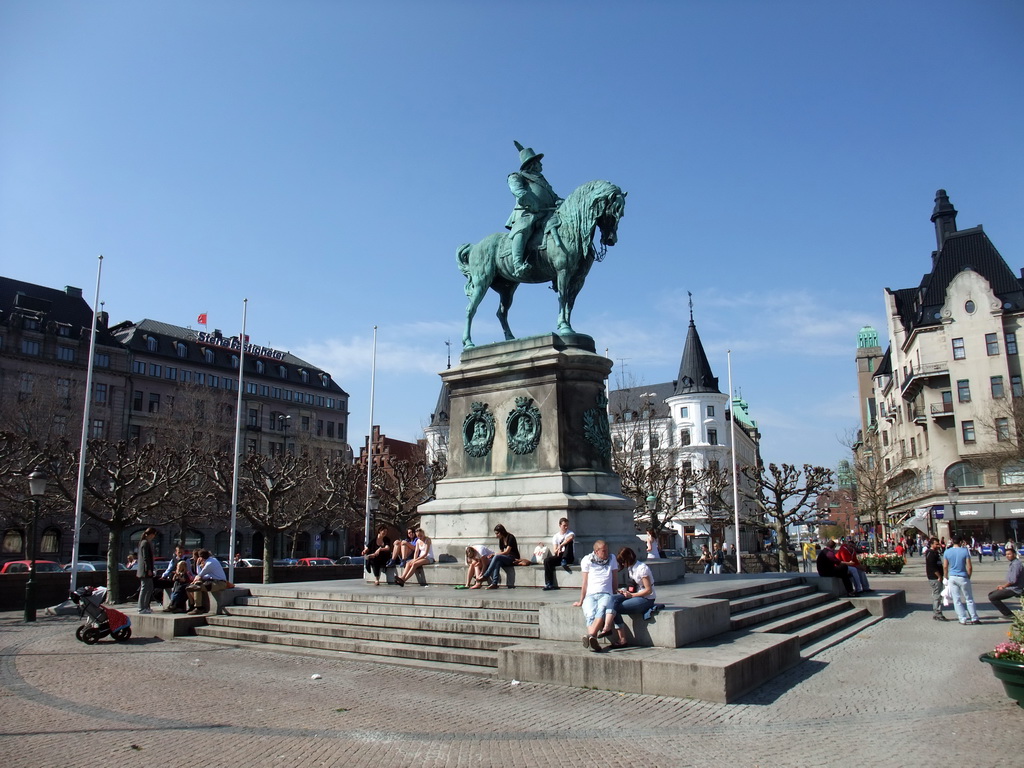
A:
<box><xmin>947</xmin><ymin>484</ymin><xmax>960</xmax><ymax>540</ymax></box>
<box><xmin>24</xmin><ymin>467</ymin><xmax>48</xmax><ymax>623</ymax></box>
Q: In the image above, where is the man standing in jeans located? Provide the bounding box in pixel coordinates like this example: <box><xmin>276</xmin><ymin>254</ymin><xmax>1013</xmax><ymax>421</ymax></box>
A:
<box><xmin>925</xmin><ymin>537</ymin><xmax>948</xmax><ymax>621</ymax></box>
<box><xmin>943</xmin><ymin>535</ymin><xmax>981</xmax><ymax>625</ymax></box>
<box><xmin>988</xmin><ymin>543</ymin><xmax>1024</xmax><ymax>618</ymax></box>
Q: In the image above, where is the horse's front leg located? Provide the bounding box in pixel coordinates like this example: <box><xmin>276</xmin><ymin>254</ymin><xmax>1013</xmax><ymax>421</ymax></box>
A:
<box><xmin>554</xmin><ymin>270</ymin><xmax>574</xmax><ymax>335</ymax></box>
<box><xmin>495</xmin><ymin>282</ymin><xmax>518</xmax><ymax>341</ymax></box>
<box><xmin>464</xmin><ymin>282</ymin><xmax>488</xmax><ymax>348</ymax></box>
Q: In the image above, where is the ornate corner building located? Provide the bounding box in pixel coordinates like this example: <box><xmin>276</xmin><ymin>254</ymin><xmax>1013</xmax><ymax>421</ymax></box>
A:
<box><xmin>861</xmin><ymin>191</ymin><xmax>1024</xmax><ymax>543</ymax></box>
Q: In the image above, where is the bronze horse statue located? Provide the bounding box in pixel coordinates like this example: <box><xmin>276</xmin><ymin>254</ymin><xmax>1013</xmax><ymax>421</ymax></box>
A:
<box><xmin>457</xmin><ymin>179</ymin><xmax>626</xmax><ymax>348</ymax></box>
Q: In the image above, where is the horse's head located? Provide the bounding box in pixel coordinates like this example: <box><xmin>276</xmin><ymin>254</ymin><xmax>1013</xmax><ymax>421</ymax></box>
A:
<box><xmin>591</xmin><ymin>183</ymin><xmax>626</xmax><ymax>256</ymax></box>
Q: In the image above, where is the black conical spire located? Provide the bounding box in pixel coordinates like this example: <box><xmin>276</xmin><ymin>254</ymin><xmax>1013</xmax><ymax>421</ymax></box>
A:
<box><xmin>674</xmin><ymin>297</ymin><xmax>720</xmax><ymax>395</ymax></box>
<box><xmin>931</xmin><ymin>189</ymin><xmax>958</xmax><ymax>250</ymax></box>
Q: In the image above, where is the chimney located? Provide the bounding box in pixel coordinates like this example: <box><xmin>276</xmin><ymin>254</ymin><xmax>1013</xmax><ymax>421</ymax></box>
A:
<box><xmin>65</xmin><ymin>286</ymin><xmax>83</xmax><ymax>298</ymax></box>
<box><xmin>930</xmin><ymin>189</ymin><xmax>958</xmax><ymax>251</ymax></box>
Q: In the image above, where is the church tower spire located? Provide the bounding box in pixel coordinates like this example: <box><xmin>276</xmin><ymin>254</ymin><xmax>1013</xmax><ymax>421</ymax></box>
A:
<box><xmin>674</xmin><ymin>296</ymin><xmax>720</xmax><ymax>395</ymax></box>
<box><xmin>931</xmin><ymin>188</ymin><xmax>958</xmax><ymax>250</ymax></box>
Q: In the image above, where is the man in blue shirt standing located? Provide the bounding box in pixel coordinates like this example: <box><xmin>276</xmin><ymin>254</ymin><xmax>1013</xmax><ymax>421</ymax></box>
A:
<box><xmin>943</xmin><ymin>535</ymin><xmax>981</xmax><ymax>625</ymax></box>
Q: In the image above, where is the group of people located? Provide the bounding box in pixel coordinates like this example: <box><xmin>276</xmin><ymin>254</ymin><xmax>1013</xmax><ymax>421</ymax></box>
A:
<box><xmin>574</xmin><ymin>540</ymin><xmax>658</xmax><ymax>651</ymax></box>
<box><xmin>697</xmin><ymin>543</ymin><xmax>727</xmax><ymax>574</ymax></box>
<box><xmin>134</xmin><ymin>534</ymin><xmax>230</xmax><ymax>616</ymax></box>
<box><xmin>361</xmin><ymin>525</ymin><xmax>436</xmax><ymax>586</ymax></box>
<box><xmin>814</xmin><ymin>539</ymin><xmax>872</xmax><ymax>596</ymax></box>
<box><xmin>925</xmin><ymin>535</ymin><xmax>1024</xmax><ymax>624</ymax></box>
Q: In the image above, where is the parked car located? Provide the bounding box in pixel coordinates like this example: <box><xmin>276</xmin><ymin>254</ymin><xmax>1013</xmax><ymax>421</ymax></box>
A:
<box><xmin>1</xmin><ymin>560</ymin><xmax>64</xmax><ymax>574</ymax></box>
<box><xmin>337</xmin><ymin>556</ymin><xmax>365</xmax><ymax>565</ymax></box>
<box><xmin>235</xmin><ymin>558</ymin><xmax>264</xmax><ymax>568</ymax></box>
<box><xmin>63</xmin><ymin>562</ymin><xmax>126</xmax><ymax>572</ymax></box>
<box><xmin>660</xmin><ymin>549</ymin><xmax>684</xmax><ymax>559</ymax></box>
<box><xmin>296</xmin><ymin>557</ymin><xmax>334</xmax><ymax>567</ymax></box>
<box><xmin>273</xmin><ymin>558</ymin><xmax>298</xmax><ymax>567</ymax></box>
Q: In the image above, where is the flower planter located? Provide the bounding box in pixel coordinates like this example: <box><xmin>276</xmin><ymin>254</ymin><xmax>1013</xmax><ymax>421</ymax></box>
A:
<box><xmin>979</xmin><ymin>654</ymin><xmax>1024</xmax><ymax>707</ymax></box>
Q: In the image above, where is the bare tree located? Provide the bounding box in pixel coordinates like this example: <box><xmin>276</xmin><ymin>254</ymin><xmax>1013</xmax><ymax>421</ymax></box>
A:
<box><xmin>845</xmin><ymin>427</ymin><xmax>907</xmax><ymax>552</ymax></box>
<box><xmin>47</xmin><ymin>439</ymin><xmax>202</xmax><ymax>602</ymax></box>
<box><xmin>371</xmin><ymin>449</ymin><xmax>437</xmax><ymax>531</ymax></box>
<box><xmin>741</xmin><ymin>462</ymin><xmax>834</xmax><ymax>572</ymax></box>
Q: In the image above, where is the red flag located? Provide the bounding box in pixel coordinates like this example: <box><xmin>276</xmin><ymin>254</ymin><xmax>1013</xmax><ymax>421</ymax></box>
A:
<box><xmin>197</xmin><ymin>313</ymin><xmax>208</xmax><ymax>325</ymax></box>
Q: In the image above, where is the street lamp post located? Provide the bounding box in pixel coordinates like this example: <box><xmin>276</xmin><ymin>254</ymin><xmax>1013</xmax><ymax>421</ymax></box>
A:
<box><xmin>947</xmin><ymin>484</ymin><xmax>960</xmax><ymax>540</ymax></box>
<box><xmin>24</xmin><ymin>467</ymin><xmax>48</xmax><ymax>623</ymax></box>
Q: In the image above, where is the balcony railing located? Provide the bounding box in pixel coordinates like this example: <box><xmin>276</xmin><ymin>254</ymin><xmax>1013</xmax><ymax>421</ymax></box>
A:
<box><xmin>901</xmin><ymin>360</ymin><xmax>950</xmax><ymax>400</ymax></box>
<box><xmin>930</xmin><ymin>402</ymin><xmax>954</xmax><ymax>417</ymax></box>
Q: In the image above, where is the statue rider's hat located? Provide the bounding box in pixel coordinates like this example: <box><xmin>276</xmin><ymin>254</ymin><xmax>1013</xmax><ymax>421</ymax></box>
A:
<box><xmin>514</xmin><ymin>140</ymin><xmax>543</xmax><ymax>170</ymax></box>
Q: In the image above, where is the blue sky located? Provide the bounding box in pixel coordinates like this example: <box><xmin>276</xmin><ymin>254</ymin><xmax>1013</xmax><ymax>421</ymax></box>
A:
<box><xmin>2</xmin><ymin>1</ymin><xmax>1022</xmax><ymax>469</ymax></box>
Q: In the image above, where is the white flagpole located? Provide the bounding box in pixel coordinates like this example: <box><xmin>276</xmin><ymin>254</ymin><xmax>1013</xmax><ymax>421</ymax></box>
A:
<box><xmin>228</xmin><ymin>299</ymin><xmax>248</xmax><ymax>583</ymax></box>
<box><xmin>364</xmin><ymin>326</ymin><xmax>378</xmax><ymax>549</ymax></box>
<box><xmin>70</xmin><ymin>255</ymin><xmax>104</xmax><ymax>593</ymax></box>
<box><xmin>728</xmin><ymin>350</ymin><xmax>742</xmax><ymax>574</ymax></box>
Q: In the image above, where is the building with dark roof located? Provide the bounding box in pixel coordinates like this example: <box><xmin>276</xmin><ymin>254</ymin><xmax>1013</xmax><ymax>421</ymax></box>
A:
<box><xmin>0</xmin><ymin>275</ymin><xmax>353</xmax><ymax>563</ymax></box>
<box><xmin>608</xmin><ymin>305</ymin><xmax>762</xmax><ymax>553</ymax></box>
<box><xmin>868</xmin><ymin>191</ymin><xmax>1024</xmax><ymax>542</ymax></box>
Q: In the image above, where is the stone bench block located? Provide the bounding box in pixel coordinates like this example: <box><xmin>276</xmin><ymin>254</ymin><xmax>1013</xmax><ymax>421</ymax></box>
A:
<box><xmin>539</xmin><ymin>597</ymin><xmax>731</xmax><ymax>648</ymax></box>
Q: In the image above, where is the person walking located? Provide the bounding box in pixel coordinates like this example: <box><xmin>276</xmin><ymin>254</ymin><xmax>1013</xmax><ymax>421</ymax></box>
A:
<box><xmin>988</xmin><ymin>543</ymin><xmax>1024</xmax><ymax>618</ymax></box>
<box><xmin>943</xmin><ymin>535</ymin><xmax>981</xmax><ymax>625</ymax></box>
<box><xmin>136</xmin><ymin>527</ymin><xmax>158</xmax><ymax>614</ymax></box>
<box><xmin>925</xmin><ymin>537</ymin><xmax>948</xmax><ymax>621</ymax></box>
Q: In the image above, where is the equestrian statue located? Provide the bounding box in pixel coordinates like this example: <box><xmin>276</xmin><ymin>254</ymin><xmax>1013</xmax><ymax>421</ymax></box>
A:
<box><xmin>457</xmin><ymin>141</ymin><xmax>626</xmax><ymax>348</ymax></box>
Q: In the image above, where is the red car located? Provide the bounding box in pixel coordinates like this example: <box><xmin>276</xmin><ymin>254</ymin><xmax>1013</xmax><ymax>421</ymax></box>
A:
<box><xmin>0</xmin><ymin>560</ymin><xmax>64</xmax><ymax>574</ymax></box>
<box><xmin>295</xmin><ymin>557</ymin><xmax>334</xmax><ymax>567</ymax></box>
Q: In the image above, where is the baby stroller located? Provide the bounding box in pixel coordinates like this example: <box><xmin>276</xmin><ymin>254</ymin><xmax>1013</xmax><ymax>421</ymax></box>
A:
<box><xmin>69</xmin><ymin>586</ymin><xmax>132</xmax><ymax>644</ymax></box>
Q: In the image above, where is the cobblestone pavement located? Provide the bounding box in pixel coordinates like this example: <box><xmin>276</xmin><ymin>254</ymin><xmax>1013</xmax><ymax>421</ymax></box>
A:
<box><xmin>1</xmin><ymin>556</ymin><xmax>1020</xmax><ymax>767</ymax></box>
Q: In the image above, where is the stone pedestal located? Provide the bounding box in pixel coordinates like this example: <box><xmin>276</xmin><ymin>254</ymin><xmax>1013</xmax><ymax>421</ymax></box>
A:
<box><xmin>419</xmin><ymin>333</ymin><xmax>638</xmax><ymax>560</ymax></box>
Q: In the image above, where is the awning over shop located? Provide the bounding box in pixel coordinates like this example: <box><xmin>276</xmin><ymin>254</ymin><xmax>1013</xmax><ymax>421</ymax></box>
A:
<box><xmin>993</xmin><ymin>502</ymin><xmax>1024</xmax><ymax>519</ymax></box>
<box><xmin>952</xmin><ymin>502</ymin><xmax>994</xmax><ymax>520</ymax></box>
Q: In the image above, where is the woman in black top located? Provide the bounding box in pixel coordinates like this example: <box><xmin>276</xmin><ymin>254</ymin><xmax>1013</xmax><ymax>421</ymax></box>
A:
<box><xmin>479</xmin><ymin>524</ymin><xmax>519</xmax><ymax>589</ymax></box>
<box><xmin>362</xmin><ymin>524</ymin><xmax>392</xmax><ymax>586</ymax></box>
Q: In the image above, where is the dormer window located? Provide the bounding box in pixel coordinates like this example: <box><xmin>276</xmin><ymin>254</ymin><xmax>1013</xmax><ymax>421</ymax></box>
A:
<box><xmin>231</xmin><ymin>355</ymin><xmax>239</xmax><ymax>369</ymax></box>
<box><xmin>300</xmin><ymin>369</ymin><xmax>309</xmax><ymax>384</ymax></box>
<box><xmin>255</xmin><ymin>360</ymin><xmax>265</xmax><ymax>375</ymax></box>
<box><xmin>146</xmin><ymin>336</ymin><xmax>158</xmax><ymax>352</ymax></box>
<box><xmin>278</xmin><ymin>365</ymin><xmax>288</xmax><ymax>378</ymax></box>
<box><xmin>176</xmin><ymin>342</ymin><xmax>188</xmax><ymax>358</ymax></box>
<box><xmin>203</xmin><ymin>348</ymin><xmax>215</xmax><ymax>364</ymax></box>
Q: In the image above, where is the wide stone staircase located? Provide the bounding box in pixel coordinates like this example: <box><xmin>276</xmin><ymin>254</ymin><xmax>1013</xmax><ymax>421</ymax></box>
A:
<box><xmin>189</xmin><ymin>576</ymin><xmax>898</xmax><ymax>699</ymax></box>
<box><xmin>194</xmin><ymin>587</ymin><xmax>540</xmax><ymax>673</ymax></box>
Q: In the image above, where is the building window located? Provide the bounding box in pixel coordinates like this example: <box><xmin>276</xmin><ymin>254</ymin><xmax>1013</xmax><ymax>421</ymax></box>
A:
<box><xmin>316</xmin><ymin>420</ymin><xmax>324</xmax><ymax>437</ymax></box>
<box><xmin>166</xmin><ymin>366</ymin><xmax>176</xmax><ymax>379</ymax></box>
<box><xmin>957</xmin><ymin>379</ymin><xmax>971</xmax><ymax>403</ymax></box>
<box><xmin>21</xmin><ymin>339</ymin><xmax>41</xmax><ymax>356</ymax></box>
<box><xmin>90</xmin><ymin>419</ymin><xmax>105</xmax><ymax>439</ymax></box>
<box><xmin>1000</xmin><ymin>462</ymin><xmax>1024</xmax><ymax>485</ymax></box>
<box><xmin>255</xmin><ymin>360</ymin><xmax>265</xmax><ymax>374</ymax></box>
<box><xmin>94</xmin><ymin>353</ymin><xmax>110</xmax><ymax>368</ymax></box>
<box><xmin>57</xmin><ymin>346</ymin><xmax>75</xmax><ymax>361</ymax></box>
<box><xmin>882</xmin><ymin>430</ymin><xmax>889</xmax><ymax>446</ymax></box>
<box><xmin>133</xmin><ymin>390</ymin><xmax>143</xmax><ymax>411</ymax></box>
<box><xmin>884</xmin><ymin>458</ymin><xmax>891</xmax><ymax>472</ymax></box>
<box><xmin>946</xmin><ymin>461</ymin><xmax>982</xmax><ymax>487</ymax></box>
<box><xmin>1014</xmin><ymin>376</ymin><xmax>1023</xmax><ymax>398</ymax></box>
<box><xmin>148</xmin><ymin>393</ymin><xmax>160</xmax><ymax>413</ymax></box>
<box><xmin>992</xmin><ymin>376</ymin><xmax>1005</xmax><ymax>398</ymax></box>
<box><xmin>260</xmin><ymin>385</ymin><xmax>269</xmax><ymax>396</ymax></box>
<box><xmin>910</xmin><ymin>437</ymin><xmax>917</xmax><ymax>457</ymax></box>
<box><xmin>231</xmin><ymin>355</ymin><xmax>239</xmax><ymax>369</ymax></box>
<box><xmin>195</xmin><ymin>372</ymin><xmax>205</xmax><ymax>385</ymax></box>
<box><xmin>176</xmin><ymin>342</ymin><xmax>188</xmax><ymax>358</ymax></box>
<box><xmin>965</xmin><ymin>300</ymin><xmax>976</xmax><ymax>314</ymax></box>
<box><xmin>632</xmin><ymin>435</ymin><xmax>642</xmax><ymax>450</ymax></box>
<box><xmin>247</xmin><ymin>409</ymin><xmax>259</xmax><ymax>428</ymax></box>
<box><xmin>272</xmin><ymin>387</ymin><xmax>282</xmax><ymax>399</ymax></box>
<box><xmin>2</xmin><ymin>529</ymin><xmax>24</xmax><ymax>554</ymax></box>
<box><xmin>132</xmin><ymin>360</ymin><xmax>145</xmax><ymax>374</ymax></box>
<box><xmin>680</xmin><ymin>407</ymin><xmax>688</xmax><ymax>418</ymax></box>
<box><xmin>708</xmin><ymin>429</ymin><xmax>718</xmax><ymax>445</ymax></box>
<box><xmin>204</xmin><ymin>349</ymin><xmax>215</xmax><ymax>364</ymax></box>
<box><xmin>300</xmin><ymin>370</ymin><xmax>309</xmax><ymax>383</ymax></box>
<box><xmin>128</xmin><ymin>424</ymin><xmax>141</xmax><ymax>442</ymax></box>
<box><xmin>681</xmin><ymin>429</ymin><xmax>691</xmax><ymax>446</ymax></box>
<box><xmin>180</xmin><ymin>370</ymin><xmax>192</xmax><ymax>383</ymax></box>
<box><xmin>962</xmin><ymin>420</ymin><xmax>975</xmax><ymax>444</ymax></box>
<box><xmin>56</xmin><ymin>378</ymin><xmax>71</xmax><ymax>399</ymax></box>
<box><xmin>149</xmin><ymin>363</ymin><xmax>162</xmax><ymax>377</ymax></box>
<box><xmin>683</xmin><ymin>492</ymin><xmax>694</xmax><ymax>509</ymax></box>
<box><xmin>997</xmin><ymin>418</ymin><xmax>1011</xmax><ymax>442</ymax></box>
<box><xmin>986</xmin><ymin>333</ymin><xmax>1000</xmax><ymax>356</ymax></box>
<box><xmin>650</xmin><ymin>433</ymin><xmax>660</xmax><ymax>449</ymax></box>
<box><xmin>1007</xmin><ymin>332</ymin><xmax>1018</xmax><ymax>355</ymax></box>
<box><xmin>246</xmin><ymin>382</ymin><xmax>257</xmax><ymax>394</ymax></box>
<box><xmin>209</xmin><ymin>375</ymin><xmax>220</xmax><ymax>388</ymax></box>
<box><xmin>316</xmin><ymin>396</ymin><xmax>325</xmax><ymax>407</ymax></box>
<box><xmin>707</xmin><ymin>405</ymin><xmax>715</xmax><ymax>417</ymax></box>
<box><xmin>94</xmin><ymin>382</ymin><xmax>108</xmax><ymax>404</ymax></box>
<box><xmin>301</xmin><ymin>416</ymin><xmax>310</xmax><ymax>431</ymax></box>
<box><xmin>952</xmin><ymin>337</ymin><xmax>966</xmax><ymax>360</ymax></box>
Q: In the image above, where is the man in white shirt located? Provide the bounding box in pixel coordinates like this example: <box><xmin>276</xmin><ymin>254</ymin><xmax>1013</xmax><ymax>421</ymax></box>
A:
<box><xmin>573</xmin><ymin>540</ymin><xmax>618</xmax><ymax>652</ymax></box>
<box><xmin>543</xmin><ymin>517</ymin><xmax>575</xmax><ymax>591</ymax></box>
<box><xmin>186</xmin><ymin>549</ymin><xmax>228</xmax><ymax>615</ymax></box>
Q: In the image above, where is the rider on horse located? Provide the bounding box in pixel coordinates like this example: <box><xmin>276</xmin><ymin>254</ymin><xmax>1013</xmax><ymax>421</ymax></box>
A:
<box><xmin>506</xmin><ymin>141</ymin><xmax>562</xmax><ymax>279</ymax></box>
